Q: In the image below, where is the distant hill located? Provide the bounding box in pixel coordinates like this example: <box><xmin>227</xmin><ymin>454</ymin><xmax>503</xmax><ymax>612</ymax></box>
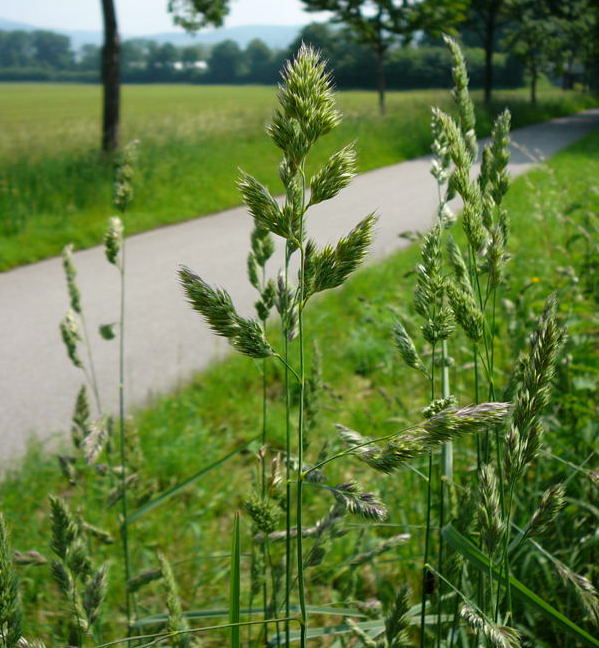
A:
<box><xmin>0</xmin><ymin>18</ymin><xmax>302</xmax><ymax>50</ymax></box>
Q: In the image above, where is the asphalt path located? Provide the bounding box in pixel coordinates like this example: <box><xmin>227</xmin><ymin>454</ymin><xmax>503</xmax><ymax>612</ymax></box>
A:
<box><xmin>2</xmin><ymin>108</ymin><xmax>599</xmax><ymax>463</ymax></box>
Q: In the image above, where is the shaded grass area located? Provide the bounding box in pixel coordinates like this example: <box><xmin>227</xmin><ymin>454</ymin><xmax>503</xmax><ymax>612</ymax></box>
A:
<box><xmin>1</xmin><ymin>129</ymin><xmax>598</xmax><ymax>646</ymax></box>
<box><xmin>0</xmin><ymin>83</ymin><xmax>596</xmax><ymax>270</ymax></box>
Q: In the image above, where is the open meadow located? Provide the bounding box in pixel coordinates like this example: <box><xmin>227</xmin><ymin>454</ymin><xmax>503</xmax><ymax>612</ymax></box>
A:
<box><xmin>0</xmin><ymin>82</ymin><xmax>596</xmax><ymax>270</ymax></box>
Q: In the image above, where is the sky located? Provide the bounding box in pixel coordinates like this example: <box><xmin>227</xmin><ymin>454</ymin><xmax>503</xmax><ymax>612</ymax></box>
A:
<box><xmin>0</xmin><ymin>0</ymin><xmax>330</xmax><ymax>34</ymax></box>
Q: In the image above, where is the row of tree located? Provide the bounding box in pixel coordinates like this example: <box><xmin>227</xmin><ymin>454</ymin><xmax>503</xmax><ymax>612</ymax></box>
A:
<box><xmin>0</xmin><ymin>27</ymin><xmax>524</xmax><ymax>89</ymax></box>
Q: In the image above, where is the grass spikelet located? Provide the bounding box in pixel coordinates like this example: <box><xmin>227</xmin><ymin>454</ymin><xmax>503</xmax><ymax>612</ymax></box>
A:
<box><xmin>478</xmin><ymin>464</ymin><xmax>505</xmax><ymax>554</ymax></box>
<box><xmin>346</xmin><ymin>618</ymin><xmax>377</xmax><ymax>647</ymax></box>
<box><xmin>127</xmin><ymin>568</ymin><xmax>163</xmax><ymax>593</ymax></box>
<box><xmin>113</xmin><ymin>140</ymin><xmax>139</xmax><ymax>213</ymax></box>
<box><xmin>81</xmin><ymin>522</ymin><xmax>114</xmax><ymax>546</ymax></box>
<box><xmin>350</xmin><ymin>534</ymin><xmax>410</xmax><ymax>567</ymax></box>
<box><xmin>459</xmin><ymin>605</ymin><xmax>521</xmax><ymax>648</ymax></box>
<box><xmin>243</xmin><ymin>494</ymin><xmax>280</xmax><ymax>534</ymax></box>
<box><xmin>276</xmin><ymin>43</ymin><xmax>340</xmax><ymax>142</ymax></box>
<box><xmin>330</xmin><ymin>481</ymin><xmax>387</xmax><ymax>521</ymax></box>
<box><xmin>104</xmin><ymin>216</ymin><xmax>123</xmax><ymax>266</ymax></box>
<box><xmin>157</xmin><ymin>553</ymin><xmax>190</xmax><ymax>648</ymax></box>
<box><xmin>13</xmin><ymin>551</ymin><xmax>47</xmax><ymax>566</ymax></box>
<box><xmin>49</xmin><ymin>496</ymin><xmax>77</xmax><ymax>561</ymax></box>
<box><xmin>309</xmin><ymin>143</ymin><xmax>357</xmax><ymax>205</ymax></box>
<box><xmin>446</xmin><ymin>282</ymin><xmax>484</xmax><ymax>341</ymax></box>
<box><xmin>71</xmin><ymin>385</ymin><xmax>90</xmax><ymax>449</ymax></box>
<box><xmin>480</xmin><ymin>109</ymin><xmax>511</xmax><ymax>208</ymax></box>
<box><xmin>393</xmin><ymin>319</ymin><xmax>429</xmax><ymax>377</ymax></box>
<box><xmin>443</xmin><ymin>35</ymin><xmax>477</xmax><ymax>161</ymax></box>
<box><xmin>0</xmin><ymin>514</ymin><xmax>22</xmax><ymax>648</ymax></box>
<box><xmin>82</xmin><ymin>565</ymin><xmax>108</xmax><ymax>626</ymax></box>
<box><xmin>81</xmin><ymin>418</ymin><xmax>108</xmax><ymax>464</ymax></box>
<box><xmin>59</xmin><ymin>310</ymin><xmax>83</xmax><ymax>369</ymax></box>
<box><xmin>302</xmin><ymin>214</ymin><xmax>377</xmax><ymax>300</ymax></box>
<box><xmin>385</xmin><ymin>584</ymin><xmax>410</xmax><ymax>648</ymax></box>
<box><xmin>62</xmin><ymin>244</ymin><xmax>81</xmax><ymax>314</ymax></box>
<box><xmin>508</xmin><ymin>295</ymin><xmax>565</xmax><ymax>474</ymax></box>
<box><xmin>178</xmin><ymin>266</ymin><xmax>273</xmax><ymax>359</ymax></box>
<box><xmin>422</xmin><ymin>395</ymin><xmax>458</xmax><ymax>419</ymax></box>
<box><xmin>446</xmin><ymin>234</ymin><xmax>472</xmax><ymax>294</ymax></box>
<box><xmin>527</xmin><ymin>483</ymin><xmax>566</xmax><ymax>538</ymax></box>
<box><xmin>338</xmin><ymin>402</ymin><xmax>509</xmax><ymax>474</ymax></box>
<box><xmin>414</xmin><ymin>224</ymin><xmax>442</xmax><ymax>318</ymax></box>
<box><xmin>238</xmin><ymin>172</ymin><xmax>290</xmax><ymax>239</ymax></box>
<box><xmin>430</xmin><ymin>107</ymin><xmax>452</xmax><ymax>186</ymax></box>
<box><xmin>554</xmin><ymin>560</ymin><xmax>599</xmax><ymax>626</ymax></box>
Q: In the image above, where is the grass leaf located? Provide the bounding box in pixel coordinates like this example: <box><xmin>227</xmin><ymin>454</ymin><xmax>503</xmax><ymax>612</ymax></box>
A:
<box><xmin>442</xmin><ymin>524</ymin><xmax>599</xmax><ymax>648</ymax></box>
<box><xmin>126</xmin><ymin>437</ymin><xmax>257</xmax><ymax>524</ymax></box>
<box><xmin>229</xmin><ymin>512</ymin><xmax>241</xmax><ymax>648</ymax></box>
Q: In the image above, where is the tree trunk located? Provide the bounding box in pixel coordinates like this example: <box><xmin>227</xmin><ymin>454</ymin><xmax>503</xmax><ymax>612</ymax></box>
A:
<box><xmin>530</xmin><ymin>65</ymin><xmax>538</xmax><ymax>105</ymax></box>
<box><xmin>101</xmin><ymin>0</ymin><xmax>120</xmax><ymax>153</ymax></box>
<box><xmin>483</xmin><ymin>13</ymin><xmax>495</xmax><ymax>104</ymax></box>
<box><xmin>376</xmin><ymin>49</ymin><xmax>386</xmax><ymax>116</ymax></box>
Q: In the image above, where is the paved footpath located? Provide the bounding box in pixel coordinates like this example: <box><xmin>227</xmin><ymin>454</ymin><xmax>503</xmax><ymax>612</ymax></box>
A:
<box><xmin>2</xmin><ymin>109</ymin><xmax>599</xmax><ymax>462</ymax></box>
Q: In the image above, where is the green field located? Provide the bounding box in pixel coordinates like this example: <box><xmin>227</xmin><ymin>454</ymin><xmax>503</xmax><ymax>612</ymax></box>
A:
<box><xmin>0</xmin><ymin>82</ymin><xmax>596</xmax><ymax>270</ymax></box>
<box><xmin>2</xmin><ymin>126</ymin><xmax>597</xmax><ymax>646</ymax></box>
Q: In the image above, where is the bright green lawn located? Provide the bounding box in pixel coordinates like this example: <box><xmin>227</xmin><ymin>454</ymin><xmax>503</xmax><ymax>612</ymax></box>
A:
<box><xmin>1</xmin><ymin>127</ymin><xmax>597</xmax><ymax>645</ymax></box>
<box><xmin>0</xmin><ymin>83</ymin><xmax>596</xmax><ymax>270</ymax></box>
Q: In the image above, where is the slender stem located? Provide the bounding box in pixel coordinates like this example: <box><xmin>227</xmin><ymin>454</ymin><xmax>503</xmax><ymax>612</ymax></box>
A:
<box><xmin>296</xmin><ymin>233</ymin><xmax>307</xmax><ymax>648</ymax></box>
<box><xmin>283</xmin><ymin>245</ymin><xmax>292</xmax><ymax>648</ymax></box>
<box><xmin>117</xmin><ymin>249</ymin><xmax>132</xmax><ymax>632</ymax></box>
<box><xmin>274</xmin><ymin>353</ymin><xmax>301</xmax><ymax>383</ymax></box>
<box><xmin>94</xmin><ymin>617</ymin><xmax>298</xmax><ymax>648</ymax></box>
<box><xmin>79</xmin><ymin>310</ymin><xmax>103</xmax><ymax>414</ymax></box>
<box><xmin>436</xmin><ymin>339</ymin><xmax>451</xmax><ymax>647</ymax></box>
<box><xmin>419</xmin><ymin>342</ymin><xmax>436</xmax><ymax>648</ymax></box>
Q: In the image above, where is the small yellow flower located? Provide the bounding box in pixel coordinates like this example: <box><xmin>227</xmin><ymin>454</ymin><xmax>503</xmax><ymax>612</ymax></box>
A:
<box><xmin>530</xmin><ymin>276</ymin><xmax>541</xmax><ymax>284</ymax></box>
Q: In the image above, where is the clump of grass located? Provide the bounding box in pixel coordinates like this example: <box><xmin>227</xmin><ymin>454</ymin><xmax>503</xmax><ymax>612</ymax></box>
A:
<box><xmin>1</xmin><ymin>38</ymin><xmax>598</xmax><ymax>648</ymax></box>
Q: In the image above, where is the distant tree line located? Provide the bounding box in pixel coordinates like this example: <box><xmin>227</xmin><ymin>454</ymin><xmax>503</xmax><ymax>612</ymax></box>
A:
<box><xmin>0</xmin><ymin>25</ymin><xmax>524</xmax><ymax>89</ymax></box>
<box><xmin>1</xmin><ymin>3</ymin><xmax>597</xmax><ymax>102</ymax></box>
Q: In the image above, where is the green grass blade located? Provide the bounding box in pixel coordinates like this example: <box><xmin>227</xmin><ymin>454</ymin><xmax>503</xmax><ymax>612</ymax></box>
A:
<box><xmin>269</xmin><ymin>616</ymin><xmax>450</xmax><ymax>645</ymax></box>
<box><xmin>126</xmin><ymin>437</ymin><xmax>257</xmax><ymax>524</ymax></box>
<box><xmin>133</xmin><ymin>605</ymin><xmax>367</xmax><ymax>628</ymax></box>
<box><xmin>230</xmin><ymin>512</ymin><xmax>241</xmax><ymax>648</ymax></box>
<box><xmin>442</xmin><ymin>524</ymin><xmax>599</xmax><ymax>648</ymax></box>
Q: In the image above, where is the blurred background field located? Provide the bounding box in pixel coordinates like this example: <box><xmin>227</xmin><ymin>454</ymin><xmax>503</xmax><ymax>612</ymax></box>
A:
<box><xmin>0</xmin><ymin>81</ymin><xmax>595</xmax><ymax>270</ymax></box>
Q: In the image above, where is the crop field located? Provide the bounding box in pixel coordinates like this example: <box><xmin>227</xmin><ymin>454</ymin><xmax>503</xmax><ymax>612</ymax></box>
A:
<box><xmin>0</xmin><ymin>82</ymin><xmax>596</xmax><ymax>270</ymax></box>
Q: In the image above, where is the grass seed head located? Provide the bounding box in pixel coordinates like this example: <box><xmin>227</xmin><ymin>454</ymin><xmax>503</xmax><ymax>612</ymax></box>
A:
<box><xmin>157</xmin><ymin>553</ymin><xmax>190</xmax><ymax>648</ymax></box>
<box><xmin>104</xmin><ymin>216</ymin><xmax>124</xmax><ymax>266</ymax></box>
<box><xmin>60</xmin><ymin>310</ymin><xmax>83</xmax><ymax>368</ymax></box>
<box><xmin>0</xmin><ymin>514</ymin><xmax>22</xmax><ymax>648</ymax></box>
<box><xmin>113</xmin><ymin>139</ymin><xmax>139</xmax><ymax>213</ymax></box>
<box><xmin>459</xmin><ymin>605</ymin><xmax>521</xmax><ymax>648</ymax></box>
<box><xmin>444</xmin><ymin>35</ymin><xmax>477</xmax><ymax>162</ymax></box>
<box><xmin>309</xmin><ymin>143</ymin><xmax>357</xmax><ymax>205</ymax></box>
<box><xmin>528</xmin><ymin>483</ymin><xmax>566</xmax><ymax>538</ymax></box>
<box><xmin>393</xmin><ymin>319</ymin><xmax>429</xmax><ymax>377</ymax></box>
<box><xmin>478</xmin><ymin>464</ymin><xmax>505</xmax><ymax>555</ymax></box>
<box><xmin>446</xmin><ymin>282</ymin><xmax>484</xmax><ymax>341</ymax></box>
<box><xmin>61</xmin><ymin>244</ymin><xmax>81</xmax><ymax>314</ymax></box>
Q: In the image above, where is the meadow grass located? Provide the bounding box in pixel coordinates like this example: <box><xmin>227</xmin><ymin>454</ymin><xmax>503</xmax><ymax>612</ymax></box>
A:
<box><xmin>0</xmin><ymin>82</ymin><xmax>596</xmax><ymax>271</ymax></box>
<box><xmin>2</xmin><ymin>121</ymin><xmax>597</xmax><ymax>646</ymax></box>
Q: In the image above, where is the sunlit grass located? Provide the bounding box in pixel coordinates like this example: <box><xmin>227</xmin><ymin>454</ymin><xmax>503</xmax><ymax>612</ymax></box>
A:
<box><xmin>0</xmin><ymin>83</ymin><xmax>596</xmax><ymax>271</ymax></box>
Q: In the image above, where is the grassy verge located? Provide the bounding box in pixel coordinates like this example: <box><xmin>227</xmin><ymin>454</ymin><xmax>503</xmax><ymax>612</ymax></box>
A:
<box><xmin>0</xmin><ymin>84</ymin><xmax>596</xmax><ymax>270</ymax></box>
<box><xmin>1</xmin><ymin>125</ymin><xmax>597</xmax><ymax>645</ymax></box>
